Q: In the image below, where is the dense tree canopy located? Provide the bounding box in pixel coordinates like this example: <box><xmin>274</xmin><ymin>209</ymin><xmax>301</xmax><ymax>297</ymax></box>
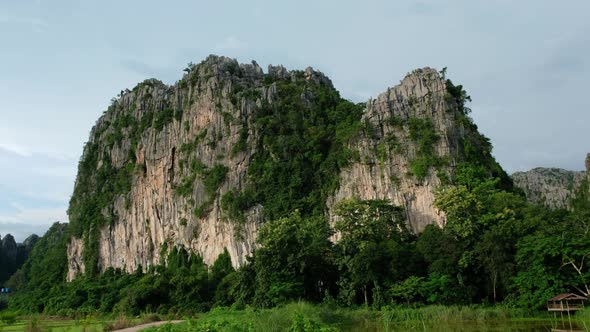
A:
<box><xmin>6</xmin><ymin>177</ymin><xmax>590</xmax><ymax>315</ymax></box>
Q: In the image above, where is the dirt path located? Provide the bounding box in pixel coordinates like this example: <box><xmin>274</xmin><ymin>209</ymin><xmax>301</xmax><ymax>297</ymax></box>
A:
<box><xmin>113</xmin><ymin>320</ymin><xmax>184</xmax><ymax>332</ymax></box>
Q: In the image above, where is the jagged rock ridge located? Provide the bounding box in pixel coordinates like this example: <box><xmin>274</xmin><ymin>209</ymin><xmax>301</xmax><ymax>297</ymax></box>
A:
<box><xmin>512</xmin><ymin>155</ymin><xmax>589</xmax><ymax>209</ymax></box>
<box><xmin>0</xmin><ymin>234</ymin><xmax>38</xmax><ymax>263</ymax></box>
<box><xmin>0</xmin><ymin>233</ymin><xmax>39</xmax><ymax>284</ymax></box>
<box><xmin>66</xmin><ymin>55</ymin><xmax>505</xmax><ymax>280</ymax></box>
<box><xmin>327</xmin><ymin>68</ymin><xmax>507</xmax><ymax>232</ymax></box>
<box><xmin>1</xmin><ymin>234</ymin><xmax>17</xmax><ymax>261</ymax></box>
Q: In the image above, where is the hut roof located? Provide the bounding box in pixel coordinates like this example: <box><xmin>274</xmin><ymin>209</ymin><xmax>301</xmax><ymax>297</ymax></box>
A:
<box><xmin>548</xmin><ymin>293</ymin><xmax>587</xmax><ymax>301</ymax></box>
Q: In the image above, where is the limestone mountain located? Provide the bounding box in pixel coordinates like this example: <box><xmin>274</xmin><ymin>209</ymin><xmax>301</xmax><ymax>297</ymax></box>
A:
<box><xmin>0</xmin><ymin>233</ymin><xmax>39</xmax><ymax>285</ymax></box>
<box><xmin>1</xmin><ymin>234</ymin><xmax>17</xmax><ymax>262</ymax></box>
<box><xmin>66</xmin><ymin>55</ymin><xmax>508</xmax><ymax>280</ymax></box>
<box><xmin>512</xmin><ymin>154</ymin><xmax>589</xmax><ymax>210</ymax></box>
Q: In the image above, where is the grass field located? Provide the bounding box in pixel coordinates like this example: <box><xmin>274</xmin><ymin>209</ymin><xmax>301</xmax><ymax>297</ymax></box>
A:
<box><xmin>0</xmin><ymin>317</ymin><xmax>106</xmax><ymax>332</ymax></box>
<box><xmin>1</xmin><ymin>304</ymin><xmax>589</xmax><ymax>331</ymax></box>
<box><xmin>0</xmin><ymin>313</ymin><xmax>163</xmax><ymax>332</ymax></box>
<box><xmin>142</xmin><ymin>303</ymin><xmax>590</xmax><ymax>332</ymax></box>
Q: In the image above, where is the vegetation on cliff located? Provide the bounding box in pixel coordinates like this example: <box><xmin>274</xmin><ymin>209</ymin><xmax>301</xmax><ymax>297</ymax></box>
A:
<box><xmin>224</xmin><ymin>76</ymin><xmax>365</xmax><ymax>223</ymax></box>
<box><xmin>65</xmin><ymin>57</ymin><xmax>369</xmax><ymax>275</ymax></box>
<box><xmin>7</xmin><ymin>175</ymin><xmax>589</xmax><ymax>315</ymax></box>
<box><xmin>2</xmin><ymin>60</ymin><xmax>588</xmax><ymax>322</ymax></box>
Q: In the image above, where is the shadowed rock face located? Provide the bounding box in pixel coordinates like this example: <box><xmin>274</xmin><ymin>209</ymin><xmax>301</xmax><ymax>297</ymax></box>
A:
<box><xmin>1</xmin><ymin>234</ymin><xmax>17</xmax><ymax>261</ymax></box>
<box><xmin>512</xmin><ymin>167</ymin><xmax>586</xmax><ymax>209</ymax></box>
<box><xmin>0</xmin><ymin>233</ymin><xmax>39</xmax><ymax>284</ymax></box>
<box><xmin>66</xmin><ymin>56</ymin><xmax>503</xmax><ymax>280</ymax></box>
<box><xmin>512</xmin><ymin>154</ymin><xmax>589</xmax><ymax>210</ymax></box>
<box><xmin>1</xmin><ymin>234</ymin><xmax>39</xmax><ymax>263</ymax></box>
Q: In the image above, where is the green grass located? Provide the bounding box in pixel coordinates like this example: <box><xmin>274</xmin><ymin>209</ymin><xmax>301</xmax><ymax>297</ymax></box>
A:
<box><xmin>0</xmin><ymin>312</ymin><xmax>166</xmax><ymax>332</ymax></box>
<box><xmin>145</xmin><ymin>302</ymin><xmax>375</xmax><ymax>332</ymax></box>
<box><xmin>142</xmin><ymin>302</ymin><xmax>582</xmax><ymax>332</ymax></box>
<box><xmin>576</xmin><ymin>308</ymin><xmax>590</xmax><ymax>330</ymax></box>
<box><xmin>0</xmin><ymin>316</ymin><xmax>105</xmax><ymax>332</ymax></box>
<box><xmin>380</xmin><ymin>304</ymin><xmax>540</xmax><ymax>323</ymax></box>
<box><xmin>2</xmin><ymin>305</ymin><xmax>588</xmax><ymax>332</ymax></box>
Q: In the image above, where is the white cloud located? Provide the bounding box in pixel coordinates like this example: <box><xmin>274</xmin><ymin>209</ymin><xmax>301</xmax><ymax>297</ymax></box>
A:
<box><xmin>19</xmin><ymin>189</ymin><xmax>71</xmax><ymax>204</ymax></box>
<box><xmin>0</xmin><ymin>142</ymin><xmax>32</xmax><ymax>157</ymax></box>
<box><xmin>0</xmin><ymin>202</ymin><xmax>67</xmax><ymax>227</ymax></box>
<box><xmin>30</xmin><ymin>165</ymin><xmax>76</xmax><ymax>178</ymax></box>
<box><xmin>0</xmin><ymin>148</ymin><xmax>76</xmax><ymax>203</ymax></box>
<box><xmin>214</xmin><ymin>36</ymin><xmax>247</xmax><ymax>51</ymax></box>
<box><xmin>0</xmin><ymin>125</ymin><xmax>80</xmax><ymax>161</ymax></box>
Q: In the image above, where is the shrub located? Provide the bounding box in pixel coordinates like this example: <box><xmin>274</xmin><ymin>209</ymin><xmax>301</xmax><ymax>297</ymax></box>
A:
<box><xmin>0</xmin><ymin>311</ymin><xmax>18</xmax><ymax>325</ymax></box>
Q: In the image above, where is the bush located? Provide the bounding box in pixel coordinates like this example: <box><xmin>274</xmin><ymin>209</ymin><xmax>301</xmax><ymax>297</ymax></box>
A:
<box><xmin>154</xmin><ymin>108</ymin><xmax>175</xmax><ymax>131</ymax></box>
<box><xmin>0</xmin><ymin>310</ymin><xmax>18</xmax><ymax>325</ymax></box>
<box><xmin>203</xmin><ymin>165</ymin><xmax>228</xmax><ymax>196</ymax></box>
<box><xmin>104</xmin><ymin>315</ymin><xmax>134</xmax><ymax>331</ymax></box>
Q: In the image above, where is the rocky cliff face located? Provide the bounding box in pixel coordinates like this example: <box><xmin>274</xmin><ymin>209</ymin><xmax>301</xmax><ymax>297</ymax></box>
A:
<box><xmin>66</xmin><ymin>56</ymin><xmax>504</xmax><ymax>280</ymax></box>
<box><xmin>0</xmin><ymin>233</ymin><xmax>38</xmax><ymax>284</ymax></box>
<box><xmin>327</xmin><ymin>68</ymin><xmax>497</xmax><ymax>232</ymax></box>
<box><xmin>512</xmin><ymin>159</ymin><xmax>588</xmax><ymax>210</ymax></box>
<box><xmin>1</xmin><ymin>234</ymin><xmax>17</xmax><ymax>261</ymax></box>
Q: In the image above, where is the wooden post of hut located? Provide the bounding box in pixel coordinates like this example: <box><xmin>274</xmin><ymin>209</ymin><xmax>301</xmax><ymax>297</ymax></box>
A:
<box><xmin>547</xmin><ymin>293</ymin><xmax>587</xmax><ymax>329</ymax></box>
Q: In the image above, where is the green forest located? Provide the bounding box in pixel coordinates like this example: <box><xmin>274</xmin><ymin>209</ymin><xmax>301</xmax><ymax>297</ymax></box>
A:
<box><xmin>4</xmin><ymin>170</ymin><xmax>589</xmax><ymax>317</ymax></box>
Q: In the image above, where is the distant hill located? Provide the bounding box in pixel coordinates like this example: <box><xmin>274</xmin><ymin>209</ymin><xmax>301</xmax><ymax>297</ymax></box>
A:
<box><xmin>512</xmin><ymin>154</ymin><xmax>589</xmax><ymax>209</ymax></box>
<box><xmin>0</xmin><ymin>233</ymin><xmax>38</xmax><ymax>285</ymax></box>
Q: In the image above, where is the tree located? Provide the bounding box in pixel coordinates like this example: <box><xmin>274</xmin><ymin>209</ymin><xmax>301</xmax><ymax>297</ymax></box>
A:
<box><xmin>390</xmin><ymin>276</ymin><xmax>425</xmax><ymax>304</ymax></box>
<box><xmin>513</xmin><ymin>209</ymin><xmax>589</xmax><ymax>308</ymax></box>
<box><xmin>433</xmin><ymin>164</ymin><xmax>532</xmax><ymax>302</ymax></box>
<box><xmin>434</xmin><ymin>165</ymin><xmax>501</xmax><ymax>241</ymax></box>
<box><xmin>559</xmin><ymin>210</ymin><xmax>590</xmax><ymax>297</ymax></box>
<box><xmin>252</xmin><ymin>211</ymin><xmax>334</xmax><ymax>306</ymax></box>
<box><xmin>416</xmin><ymin>224</ymin><xmax>462</xmax><ymax>276</ymax></box>
<box><xmin>207</xmin><ymin>249</ymin><xmax>237</xmax><ymax>307</ymax></box>
<box><xmin>422</xmin><ymin>273</ymin><xmax>470</xmax><ymax>304</ymax></box>
<box><xmin>209</xmin><ymin>248</ymin><xmax>235</xmax><ymax>297</ymax></box>
<box><xmin>334</xmin><ymin>199</ymin><xmax>409</xmax><ymax>243</ymax></box>
<box><xmin>334</xmin><ymin>199</ymin><xmax>410</xmax><ymax>306</ymax></box>
<box><xmin>475</xmin><ymin>229</ymin><xmax>514</xmax><ymax>303</ymax></box>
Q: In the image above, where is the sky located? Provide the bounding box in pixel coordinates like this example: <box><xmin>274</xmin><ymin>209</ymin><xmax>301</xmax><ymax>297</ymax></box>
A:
<box><xmin>1</xmin><ymin>0</ymin><xmax>589</xmax><ymax>241</ymax></box>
